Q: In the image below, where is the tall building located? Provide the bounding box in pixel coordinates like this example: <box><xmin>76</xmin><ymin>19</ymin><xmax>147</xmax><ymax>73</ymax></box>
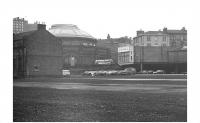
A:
<box><xmin>13</xmin><ymin>17</ymin><xmax>46</xmax><ymax>34</ymax></box>
<box><xmin>13</xmin><ymin>17</ymin><xmax>28</xmax><ymax>34</ymax></box>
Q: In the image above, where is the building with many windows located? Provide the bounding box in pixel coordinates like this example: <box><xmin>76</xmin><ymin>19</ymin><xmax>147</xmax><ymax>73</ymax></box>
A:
<box><xmin>118</xmin><ymin>44</ymin><xmax>134</xmax><ymax>66</ymax></box>
<box><xmin>163</xmin><ymin>27</ymin><xmax>187</xmax><ymax>48</ymax></box>
<box><xmin>133</xmin><ymin>30</ymin><xmax>170</xmax><ymax>47</ymax></box>
<box><xmin>13</xmin><ymin>17</ymin><xmax>28</xmax><ymax>34</ymax></box>
<box><xmin>13</xmin><ymin>17</ymin><xmax>46</xmax><ymax>34</ymax></box>
<box><xmin>132</xmin><ymin>27</ymin><xmax>187</xmax><ymax>48</ymax></box>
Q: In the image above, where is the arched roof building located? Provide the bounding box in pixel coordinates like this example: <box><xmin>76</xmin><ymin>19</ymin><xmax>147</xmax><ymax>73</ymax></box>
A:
<box><xmin>49</xmin><ymin>24</ymin><xmax>95</xmax><ymax>39</ymax></box>
<box><xmin>49</xmin><ymin>24</ymin><xmax>110</xmax><ymax>69</ymax></box>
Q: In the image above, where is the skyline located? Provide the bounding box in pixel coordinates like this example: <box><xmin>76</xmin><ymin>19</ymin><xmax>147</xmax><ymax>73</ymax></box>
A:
<box><xmin>12</xmin><ymin>0</ymin><xmax>192</xmax><ymax>39</ymax></box>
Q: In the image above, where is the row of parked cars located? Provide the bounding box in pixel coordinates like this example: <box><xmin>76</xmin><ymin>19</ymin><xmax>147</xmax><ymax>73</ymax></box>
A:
<box><xmin>63</xmin><ymin>68</ymin><xmax>166</xmax><ymax>77</ymax></box>
<box><xmin>138</xmin><ymin>70</ymin><xmax>165</xmax><ymax>74</ymax></box>
<box><xmin>82</xmin><ymin>69</ymin><xmax>166</xmax><ymax>77</ymax></box>
<box><xmin>82</xmin><ymin>68</ymin><xmax>137</xmax><ymax>76</ymax></box>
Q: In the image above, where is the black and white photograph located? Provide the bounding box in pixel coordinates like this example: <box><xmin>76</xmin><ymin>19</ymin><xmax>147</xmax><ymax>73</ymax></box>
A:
<box><xmin>1</xmin><ymin>0</ymin><xmax>200</xmax><ymax>122</ymax></box>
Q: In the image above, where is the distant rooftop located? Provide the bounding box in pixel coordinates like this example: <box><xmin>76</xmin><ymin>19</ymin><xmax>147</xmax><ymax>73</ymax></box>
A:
<box><xmin>49</xmin><ymin>24</ymin><xmax>95</xmax><ymax>39</ymax></box>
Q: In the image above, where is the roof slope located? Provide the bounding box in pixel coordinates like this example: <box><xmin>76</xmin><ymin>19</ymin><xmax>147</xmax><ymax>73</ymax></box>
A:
<box><xmin>48</xmin><ymin>24</ymin><xmax>95</xmax><ymax>39</ymax></box>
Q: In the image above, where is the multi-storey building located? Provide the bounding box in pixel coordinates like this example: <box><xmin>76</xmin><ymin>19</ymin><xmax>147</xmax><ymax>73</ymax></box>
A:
<box><xmin>13</xmin><ymin>17</ymin><xmax>28</xmax><ymax>34</ymax></box>
<box><xmin>163</xmin><ymin>27</ymin><xmax>187</xmax><ymax>48</ymax></box>
<box><xmin>97</xmin><ymin>36</ymin><xmax>132</xmax><ymax>64</ymax></box>
<box><xmin>13</xmin><ymin>17</ymin><xmax>46</xmax><ymax>34</ymax></box>
<box><xmin>133</xmin><ymin>30</ymin><xmax>170</xmax><ymax>47</ymax></box>
<box><xmin>118</xmin><ymin>44</ymin><xmax>134</xmax><ymax>66</ymax></box>
<box><xmin>133</xmin><ymin>27</ymin><xmax>187</xmax><ymax>48</ymax></box>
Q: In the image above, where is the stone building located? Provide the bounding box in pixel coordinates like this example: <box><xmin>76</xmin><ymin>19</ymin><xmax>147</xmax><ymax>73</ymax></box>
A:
<box><xmin>163</xmin><ymin>27</ymin><xmax>187</xmax><ymax>48</ymax></box>
<box><xmin>132</xmin><ymin>27</ymin><xmax>187</xmax><ymax>48</ymax></box>
<box><xmin>13</xmin><ymin>24</ymin><xmax>63</xmax><ymax>78</ymax></box>
<box><xmin>133</xmin><ymin>30</ymin><xmax>170</xmax><ymax>47</ymax></box>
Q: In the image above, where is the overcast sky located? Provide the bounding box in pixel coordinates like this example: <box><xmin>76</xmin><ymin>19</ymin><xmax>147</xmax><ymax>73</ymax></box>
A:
<box><xmin>11</xmin><ymin>0</ymin><xmax>195</xmax><ymax>39</ymax></box>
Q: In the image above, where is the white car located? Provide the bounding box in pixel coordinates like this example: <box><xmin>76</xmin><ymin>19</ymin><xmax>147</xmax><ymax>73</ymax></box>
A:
<box><xmin>62</xmin><ymin>70</ymin><xmax>70</xmax><ymax>77</ymax></box>
<box><xmin>82</xmin><ymin>71</ymin><xmax>96</xmax><ymax>76</ymax></box>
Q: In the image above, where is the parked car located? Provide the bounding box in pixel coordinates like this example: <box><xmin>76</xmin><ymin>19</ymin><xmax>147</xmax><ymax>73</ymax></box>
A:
<box><xmin>118</xmin><ymin>68</ymin><xmax>136</xmax><ymax>75</ymax></box>
<box><xmin>147</xmin><ymin>70</ymin><xmax>154</xmax><ymax>74</ymax></box>
<box><xmin>62</xmin><ymin>69</ymin><xmax>70</xmax><ymax>77</ymax></box>
<box><xmin>124</xmin><ymin>67</ymin><xmax>137</xmax><ymax>75</ymax></box>
<box><xmin>82</xmin><ymin>71</ymin><xmax>91</xmax><ymax>76</ymax></box>
<box><xmin>153</xmin><ymin>70</ymin><xmax>165</xmax><ymax>74</ymax></box>
<box><xmin>94</xmin><ymin>71</ymin><xmax>107</xmax><ymax>76</ymax></box>
<box><xmin>82</xmin><ymin>71</ymin><xmax>96</xmax><ymax>76</ymax></box>
<box><xmin>106</xmin><ymin>70</ymin><xmax>118</xmax><ymax>75</ymax></box>
<box><xmin>139</xmin><ymin>70</ymin><xmax>148</xmax><ymax>74</ymax></box>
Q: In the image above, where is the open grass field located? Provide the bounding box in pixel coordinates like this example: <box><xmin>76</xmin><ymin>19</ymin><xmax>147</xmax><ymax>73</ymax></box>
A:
<box><xmin>13</xmin><ymin>75</ymin><xmax>187</xmax><ymax>122</ymax></box>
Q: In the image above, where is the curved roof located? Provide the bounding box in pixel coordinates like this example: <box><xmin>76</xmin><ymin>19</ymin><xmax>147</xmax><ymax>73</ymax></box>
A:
<box><xmin>49</xmin><ymin>24</ymin><xmax>95</xmax><ymax>39</ymax></box>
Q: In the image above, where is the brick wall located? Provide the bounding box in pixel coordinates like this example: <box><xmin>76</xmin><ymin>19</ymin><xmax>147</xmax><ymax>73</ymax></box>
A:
<box><xmin>25</xmin><ymin>30</ymin><xmax>63</xmax><ymax>76</ymax></box>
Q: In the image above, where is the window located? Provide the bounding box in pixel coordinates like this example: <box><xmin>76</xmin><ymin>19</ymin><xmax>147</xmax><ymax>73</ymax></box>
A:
<box><xmin>163</xmin><ymin>36</ymin><xmax>166</xmax><ymax>41</ymax></box>
<box><xmin>147</xmin><ymin>36</ymin><xmax>151</xmax><ymax>41</ymax></box>
<box><xmin>162</xmin><ymin>43</ymin><xmax>167</xmax><ymax>47</ymax></box>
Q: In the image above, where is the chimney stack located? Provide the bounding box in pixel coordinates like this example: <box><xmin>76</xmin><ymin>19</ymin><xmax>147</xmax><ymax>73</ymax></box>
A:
<box><xmin>37</xmin><ymin>24</ymin><xmax>46</xmax><ymax>30</ymax></box>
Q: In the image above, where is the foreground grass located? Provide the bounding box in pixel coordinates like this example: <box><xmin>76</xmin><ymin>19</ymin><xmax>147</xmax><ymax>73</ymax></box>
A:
<box><xmin>13</xmin><ymin>86</ymin><xmax>187</xmax><ymax>122</ymax></box>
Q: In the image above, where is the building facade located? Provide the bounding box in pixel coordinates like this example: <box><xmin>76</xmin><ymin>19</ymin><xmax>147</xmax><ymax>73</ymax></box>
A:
<box><xmin>13</xmin><ymin>17</ymin><xmax>46</xmax><ymax>34</ymax></box>
<box><xmin>49</xmin><ymin>24</ymin><xmax>111</xmax><ymax>69</ymax></box>
<box><xmin>13</xmin><ymin>24</ymin><xmax>63</xmax><ymax>78</ymax></box>
<box><xmin>13</xmin><ymin>17</ymin><xmax>28</xmax><ymax>34</ymax></box>
<box><xmin>163</xmin><ymin>27</ymin><xmax>187</xmax><ymax>48</ymax></box>
<box><xmin>118</xmin><ymin>44</ymin><xmax>134</xmax><ymax>66</ymax></box>
<box><xmin>133</xmin><ymin>30</ymin><xmax>170</xmax><ymax>47</ymax></box>
<box><xmin>133</xmin><ymin>27</ymin><xmax>187</xmax><ymax>48</ymax></box>
<box><xmin>117</xmin><ymin>45</ymin><xmax>187</xmax><ymax>73</ymax></box>
<box><xmin>97</xmin><ymin>36</ymin><xmax>132</xmax><ymax>64</ymax></box>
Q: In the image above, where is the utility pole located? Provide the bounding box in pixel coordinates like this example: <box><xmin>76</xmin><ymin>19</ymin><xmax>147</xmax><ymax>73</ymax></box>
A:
<box><xmin>140</xmin><ymin>46</ymin><xmax>143</xmax><ymax>72</ymax></box>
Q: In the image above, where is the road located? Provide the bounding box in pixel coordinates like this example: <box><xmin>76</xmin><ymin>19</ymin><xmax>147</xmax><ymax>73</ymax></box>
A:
<box><xmin>13</xmin><ymin>76</ymin><xmax>187</xmax><ymax>122</ymax></box>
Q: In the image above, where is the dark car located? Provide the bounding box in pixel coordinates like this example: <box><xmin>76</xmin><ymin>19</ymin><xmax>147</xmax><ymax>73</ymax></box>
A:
<box><xmin>118</xmin><ymin>68</ymin><xmax>136</xmax><ymax>75</ymax></box>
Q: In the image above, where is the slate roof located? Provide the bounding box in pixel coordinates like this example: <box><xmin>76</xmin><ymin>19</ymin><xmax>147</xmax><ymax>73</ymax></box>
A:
<box><xmin>49</xmin><ymin>24</ymin><xmax>95</xmax><ymax>39</ymax></box>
